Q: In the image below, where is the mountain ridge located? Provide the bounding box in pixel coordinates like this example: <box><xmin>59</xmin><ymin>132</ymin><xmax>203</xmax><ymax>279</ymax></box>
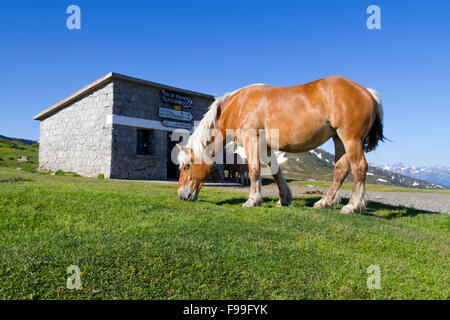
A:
<box><xmin>373</xmin><ymin>162</ymin><xmax>450</xmax><ymax>188</ymax></box>
<box><xmin>0</xmin><ymin>134</ymin><xmax>37</xmax><ymax>146</ymax></box>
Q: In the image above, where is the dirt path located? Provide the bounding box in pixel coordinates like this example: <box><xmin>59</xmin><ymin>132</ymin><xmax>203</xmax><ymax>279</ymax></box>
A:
<box><xmin>204</xmin><ymin>183</ymin><xmax>450</xmax><ymax>213</ymax></box>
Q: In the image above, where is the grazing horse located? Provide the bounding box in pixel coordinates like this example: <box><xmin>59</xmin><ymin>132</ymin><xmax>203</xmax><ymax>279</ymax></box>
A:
<box><xmin>177</xmin><ymin>76</ymin><xmax>384</xmax><ymax>214</ymax></box>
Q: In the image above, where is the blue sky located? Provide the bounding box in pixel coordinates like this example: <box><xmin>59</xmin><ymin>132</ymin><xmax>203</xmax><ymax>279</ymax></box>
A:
<box><xmin>1</xmin><ymin>0</ymin><xmax>449</xmax><ymax>166</ymax></box>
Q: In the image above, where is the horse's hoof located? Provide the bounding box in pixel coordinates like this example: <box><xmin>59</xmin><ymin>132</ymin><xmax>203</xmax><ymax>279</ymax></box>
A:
<box><xmin>242</xmin><ymin>201</ymin><xmax>254</xmax><ymax>207</ymax></box>
<box><xmin>313</xmin><ymin>202</ymin><xmax>323</xmax><ymax>208</ymax></box>
<box><xmin>314</xmin><ymin>199</ymin><xmax>327</xmax><ymax>208</ymax></box>
<box><xmin>341</xmin><ymin>200</ymin><xmax>367</xmax><ymax>214</ymax></box>
<box><xmin>315</xmin><ymin>197</ymin><xmax>341</xmax><ymax>209</ymax></box>
<box><xmin>277</xmin><ymin>198</ymin><xmax>291</xmax><ymax>207</ymax></box>
<box><xmin>242</xmin><ymin>198</ymin><xmax>261</xmax><ymax>207</ymax></box>
<box><xmin>340</xmin><ymin>204</ymin><xmax>360</xmax><ymax>214</ymax></box>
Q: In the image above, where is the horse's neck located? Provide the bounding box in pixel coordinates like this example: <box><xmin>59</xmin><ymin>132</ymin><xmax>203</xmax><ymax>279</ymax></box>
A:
<box><xmin>204</xmin><ymin>126</ymin><xmax>225</xmax><ymax>159</ymax></box>
<box><xmin>188</xmin><ymin>123</ymin><xmax>221</xmax><ymax>162</ymax></box>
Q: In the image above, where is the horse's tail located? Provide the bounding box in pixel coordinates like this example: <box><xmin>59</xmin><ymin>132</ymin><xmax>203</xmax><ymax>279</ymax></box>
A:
<box><xmin>363</xmin><ymin>88</ymin><xmax>385</xmax><ymax>152</ymax></box>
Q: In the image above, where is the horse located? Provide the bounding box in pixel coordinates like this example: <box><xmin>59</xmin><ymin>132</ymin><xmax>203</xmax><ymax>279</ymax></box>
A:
<box><xmin>177</xmin><ymin>76</ymin><xmax>384</xmax><ymax>214</ymax></box>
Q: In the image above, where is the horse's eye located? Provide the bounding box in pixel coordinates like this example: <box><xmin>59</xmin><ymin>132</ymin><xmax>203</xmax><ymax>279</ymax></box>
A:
<box><xmin>184</xmin><ymin>164</ymin><xmax>190</xmax><ymax>170</ymax></box>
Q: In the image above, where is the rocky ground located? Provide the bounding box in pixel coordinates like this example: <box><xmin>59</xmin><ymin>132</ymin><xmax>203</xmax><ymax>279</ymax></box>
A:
<box><xmin>204</xmin><ymin>183</ymin><xmax>450</xmax><ymax>214</ymax></box>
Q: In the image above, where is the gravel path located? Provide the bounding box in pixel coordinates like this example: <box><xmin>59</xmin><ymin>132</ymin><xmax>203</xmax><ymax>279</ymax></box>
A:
<box><xmin>340</xmin><ymin>190</ymin><xmax>450</xmax><ymax>214</ymax></box>
<box><xmin>204</xmin><ymin>183</ymin><xmax>450</xmax><ymax>213</ymax></box>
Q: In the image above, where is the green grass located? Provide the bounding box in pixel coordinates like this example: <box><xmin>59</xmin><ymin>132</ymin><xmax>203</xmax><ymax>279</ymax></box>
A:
<box><xmin>0</xmin><ymin>167</ymin><xmax>449</xmax><ymax>300</ymax></box>
<box><xmin>0</xmin><ymin>139</ymin><xmax>38</xmax><ymax>171</ymax></box>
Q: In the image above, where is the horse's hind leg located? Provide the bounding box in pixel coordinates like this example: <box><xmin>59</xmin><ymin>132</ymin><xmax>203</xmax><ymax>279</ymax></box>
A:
<box><xmin>314</xmin><ymin>136</ymin><xmax>350</xmax><ymax>209</ymax></box>
<box><xmin>265</xmin><ymin>162</ymin><xmax>292</xmax><ymax>207</ymax></box>
<box><xmin>242</xmin><ymin>132</ymin><xmax>262</xmax><ymax>207</ymax></box>
<box><xmin>340</xmin><ymin>139</ymin><xmax>368</xmax><ymax>214</ymax></box>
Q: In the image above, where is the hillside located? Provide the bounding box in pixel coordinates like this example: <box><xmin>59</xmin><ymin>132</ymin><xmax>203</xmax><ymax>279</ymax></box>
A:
<box><xmin>0</xmin><ymin>137</ymin><xmax>39</xmax><ymax>171</ymax></box>
<box><xmin>281</xmin><ymin>149</ymin><xmax>447</xmax><ymax>190</ymax></box>
<box><xmin>0</xmin><ymin>134</ymin><xmax>37</xmax><ymax>146</ymax></box>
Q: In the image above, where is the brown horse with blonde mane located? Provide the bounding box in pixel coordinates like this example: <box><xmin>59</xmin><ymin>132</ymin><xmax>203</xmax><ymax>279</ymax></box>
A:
<box><xmin>177</xmin><ymin>76</ymin><xmax>384</xmax><ymax>214</ymax></box>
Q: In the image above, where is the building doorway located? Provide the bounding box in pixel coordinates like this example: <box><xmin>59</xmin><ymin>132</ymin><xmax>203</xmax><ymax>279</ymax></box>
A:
<box><xmin>167</xmin><ymin>132</ymin><xmax>179</xmax><ymax>180</ymax></box>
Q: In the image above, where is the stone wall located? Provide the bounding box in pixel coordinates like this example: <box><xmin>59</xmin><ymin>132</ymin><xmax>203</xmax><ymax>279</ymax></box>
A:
<box><xmin>110</xmin><ymin>79</ymin><xmax>214</xmax><ymax>180</ymax></box>
<box><xmin>112</xmin><ymin>79</ymin><xmax>213</xmax><ymax>122</ymax></box>
<box><xmin>110</xmin><ymin>124</ymin><xmax>167</xmax><ymax>179</ymax></box>
<box><xmin>38</xmin><ymin>82</ymin><xmax>114</xmax><ymax>177</ymax></box>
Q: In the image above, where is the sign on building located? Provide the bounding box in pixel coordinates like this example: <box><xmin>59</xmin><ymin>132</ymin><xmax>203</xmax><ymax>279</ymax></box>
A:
<box><xmin>161</xmin><ymin>90</ymin><xmax>193</xmax><ymax>107</ymax></box>
<box><xmin>159</xmin><ymin>107</ymin><xmax>193</xmax><ymax>121</ymax></box>
<box><xmin>162</xmin><ymin>120</ymin><xmax>193</xmax><ymax>130</ymax></box>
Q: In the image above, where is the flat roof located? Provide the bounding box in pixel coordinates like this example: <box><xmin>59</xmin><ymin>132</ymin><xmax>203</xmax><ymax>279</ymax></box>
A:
<box><xmin>33</xmin><ymin>72</ymin><xmax>215</xmax><ymax>120</ymax></box>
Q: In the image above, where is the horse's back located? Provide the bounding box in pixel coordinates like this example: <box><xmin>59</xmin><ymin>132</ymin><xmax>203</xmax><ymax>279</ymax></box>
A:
<box><xmin>220</xmin><ymin>76</ymin><xmax>377</xmax><ymax>152</ymax></box>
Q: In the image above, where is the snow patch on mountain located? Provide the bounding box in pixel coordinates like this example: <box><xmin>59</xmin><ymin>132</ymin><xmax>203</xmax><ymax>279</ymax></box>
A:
<box><xmin>309</xmin><ymin>150</ymin><xmax>323</xmax><ymax>160</ymax></box>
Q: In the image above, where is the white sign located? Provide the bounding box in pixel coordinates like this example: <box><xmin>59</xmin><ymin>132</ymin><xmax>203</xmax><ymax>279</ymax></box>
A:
<box><xmin>159</xmin><ymin>107</ymin><xmax>193</xmax><ymax>121</ymax></box>
<box><xmin>162</xmin><ymin>120</ymin><xmax>193</xmax><ymax>130</ymax></box>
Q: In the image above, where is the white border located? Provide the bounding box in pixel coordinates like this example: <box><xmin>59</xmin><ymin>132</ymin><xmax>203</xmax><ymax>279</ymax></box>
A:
<box><xmin>106</xmin><ymin>114</ymin><xmax>194</xmax><ymax>133</ymax></box>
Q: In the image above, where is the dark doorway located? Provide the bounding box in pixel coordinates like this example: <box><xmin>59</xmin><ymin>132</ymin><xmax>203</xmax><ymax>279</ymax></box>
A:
<box><xmin>137</xmin><ymin>129</ymin><xmax>154</xmax><ymax>155</ymax></box>
<box><xmin>167</xmin><ymin>132</ymin><xmax>179</xmax><ymax>180</ymax></box>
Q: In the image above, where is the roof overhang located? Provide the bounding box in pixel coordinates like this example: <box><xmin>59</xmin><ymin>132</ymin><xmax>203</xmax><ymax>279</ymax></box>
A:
<box><xmin>33</xmin><ymin>72</ymin><xmax>215</xmax><ymax>121</ymax></box>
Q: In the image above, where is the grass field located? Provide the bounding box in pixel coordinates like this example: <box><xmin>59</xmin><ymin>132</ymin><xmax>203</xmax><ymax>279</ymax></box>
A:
<box><xmin>0</xmin><ymin>167</ymin><xmax>448</xmax><ymax>299</ymax></box>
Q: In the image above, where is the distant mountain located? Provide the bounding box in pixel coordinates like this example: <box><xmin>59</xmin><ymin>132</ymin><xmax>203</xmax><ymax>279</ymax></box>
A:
<box><xmin>281</xmin><ymin>149</ymin><xmax>447</xmax><ymax>190</ymax></box>
<box><xmin>373</xmin><ymin>163</ymin><xmax>450</xmax><ymax>188</ymax></box>
<box><xmin>0</xmin><ymin>134</ymin><xmax>37</xmax><ymax>146</ymax></box>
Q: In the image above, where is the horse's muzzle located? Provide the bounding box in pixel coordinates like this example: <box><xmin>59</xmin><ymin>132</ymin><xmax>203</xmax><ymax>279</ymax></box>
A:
<box><xmin>178</xmin><ymin>187</ymin><xmax>198</xmax><ymax>201</ymax></box>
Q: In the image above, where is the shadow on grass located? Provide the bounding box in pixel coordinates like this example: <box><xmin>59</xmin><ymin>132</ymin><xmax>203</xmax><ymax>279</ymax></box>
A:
<box><xmin>364</xmin><ymin>201</ymin><xmax>436</xmax><ymax>219</ymax></box>
<box><xmin>224</xmin><ymin>178</ymin><xmax>299</xmax><ymax>187</ymax></box>
<box><xmin>0</xmin><ymin>177</ymin><xmax>33</xmax><ymax>183</ymax></box>
<box><xmin>214</xmin><ymin>197</ymin><xmax>277</xmax><ymax>206</ymax></box>
<box><xmin>300</xmin><ymin>196</ymin><xmax>435</xmax><ymax>219</ymax></box>
<box><xmin>214</xmin><ymin>195</ymin><xmax>435</xmax><ymax>219</ymax></box>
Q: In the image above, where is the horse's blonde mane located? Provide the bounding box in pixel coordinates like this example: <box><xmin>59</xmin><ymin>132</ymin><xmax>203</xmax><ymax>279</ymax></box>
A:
<box><xmin>178</xmin><ymin>84</ymin><xmax>266</xmax><ymax>166</ymax></box>
<box><xmin>178</xmin><ymin>93</ymin><xmax>230</xmax><ymax>165</ymax></box>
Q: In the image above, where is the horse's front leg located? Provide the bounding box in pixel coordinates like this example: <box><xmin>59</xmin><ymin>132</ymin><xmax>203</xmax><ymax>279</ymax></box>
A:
<box><xmin>242</xmin><ymin>134</ymin><xmax>262</xmax><ymax>207</ymax></box>
<box><xmin>242</xmin><ymin>163</ymin><xmax>262</xmax><ymax>207</ymax></box>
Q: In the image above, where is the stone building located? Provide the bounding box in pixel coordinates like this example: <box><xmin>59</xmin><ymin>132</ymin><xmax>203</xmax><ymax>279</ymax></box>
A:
<box><xmin>34</xmin><ymin>72</ymin><xmax>215</xmax><ymax>179</ymax></box>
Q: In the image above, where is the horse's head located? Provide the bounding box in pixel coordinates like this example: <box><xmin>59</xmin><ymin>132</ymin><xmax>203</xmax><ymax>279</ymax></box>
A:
<box><xmin>177</xmin><ymin>146</ymin><xmax>221</xmax><ymax>201</ymax></box>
